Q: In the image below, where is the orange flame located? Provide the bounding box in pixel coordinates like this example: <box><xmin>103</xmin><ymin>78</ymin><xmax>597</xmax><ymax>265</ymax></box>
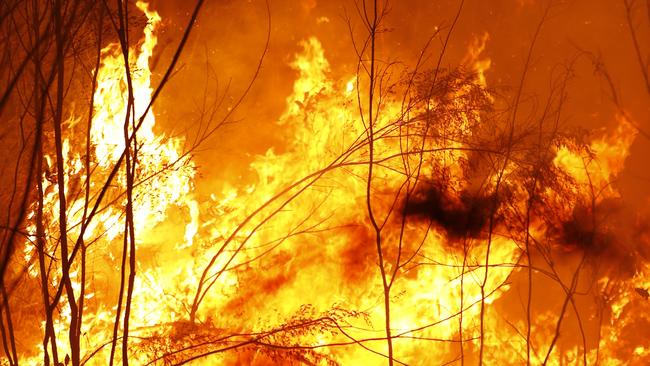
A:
<box><xmin>17</xmin><ymin>3</ymin><xmax>647</xmax><ymax>365</ymax></box>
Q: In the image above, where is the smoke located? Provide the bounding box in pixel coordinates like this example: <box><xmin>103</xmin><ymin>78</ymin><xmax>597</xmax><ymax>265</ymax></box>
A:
<box><xmin>552</xmin><ymin>197</ymin><xmax>650</xmax><ymax>280</ymax></box>
<box><xmin>404</xmin><ymin>181</ymin><xmax>495</xmax><ymax>241</ymax></box>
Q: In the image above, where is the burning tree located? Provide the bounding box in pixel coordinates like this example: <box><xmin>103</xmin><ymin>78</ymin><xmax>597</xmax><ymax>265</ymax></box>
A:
<box><xmin>0</xmin><ymin>0</ymin><xmax>649</xmax><ymax>365</ymax></box>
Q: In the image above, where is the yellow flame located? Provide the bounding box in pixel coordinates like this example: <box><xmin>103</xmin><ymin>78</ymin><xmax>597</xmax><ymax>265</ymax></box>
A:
<box><xmin>19</xmin><ymin>4</ymin><xmax>644</xmax><ymax>364</ymax></box>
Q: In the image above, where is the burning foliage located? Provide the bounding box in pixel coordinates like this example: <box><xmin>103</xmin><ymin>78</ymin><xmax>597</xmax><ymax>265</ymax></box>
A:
<box><xmin>134</xmin><ymin>305</ymin><xmax>364</xmax><ymax>366</ymax></box>
<box><xmin>2</xmin><ymin>0</ymin><xmax>650</xmax><ymax>365</ymax></box>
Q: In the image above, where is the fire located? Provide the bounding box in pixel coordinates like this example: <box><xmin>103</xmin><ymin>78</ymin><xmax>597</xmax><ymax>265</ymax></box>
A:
<box><xmin>22</xmin><ymin>2</ymin><xmax>197</xmax><ymax>363</ymax></box>
<box><xmin>8</xmin><ymin>2</ymin><xmax>649</xmax><ymax>366</ymax></box>
<box><xmin>553</xmin><ymin>114</ymin><xmax>636</xmax><ymax>201</ymax></box>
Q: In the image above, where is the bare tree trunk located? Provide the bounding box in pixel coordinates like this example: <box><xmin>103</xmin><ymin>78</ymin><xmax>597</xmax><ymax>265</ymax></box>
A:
<box><xmin>478</xmin><ymin>4</ymin><xmax>550</xmax><ymax>364</ymax></box>
<box><xmin>361</xmin><ymin>1</ymin><xmax>394</xmax><ymax>364</ymax></box>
